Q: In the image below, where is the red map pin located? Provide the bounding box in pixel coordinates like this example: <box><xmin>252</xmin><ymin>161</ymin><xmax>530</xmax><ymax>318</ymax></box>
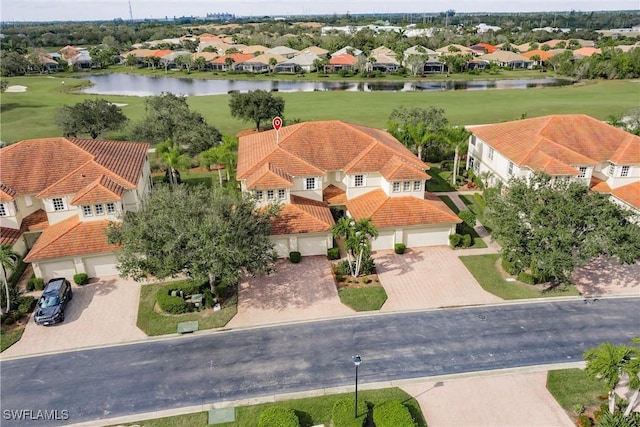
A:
<box><xmin>272</xmin><ymin>116</ymin><xmax>282</xmax><ymax>131</ymax></box>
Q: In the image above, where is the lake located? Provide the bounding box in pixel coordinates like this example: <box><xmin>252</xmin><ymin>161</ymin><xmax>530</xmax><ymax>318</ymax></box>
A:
<box><xmin>79</xmin><ymin>74</ymin><xmax>574</xmax><ymax>97</ymax></box>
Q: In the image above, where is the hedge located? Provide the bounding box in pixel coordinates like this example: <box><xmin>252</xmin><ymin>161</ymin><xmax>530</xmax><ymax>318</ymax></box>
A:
<box><xmin>449</xmin><ymin>233</ymin><xmax>462</xmax><ymax>248</ymax></box>
<box><xmin>518</xmin><ymin>272</ymin><xmax>536</xmax><ymax>285</ymax></box>
<box><xmin>394</xmin><ymin>243</ymin><xmax>406</xmax><ymax>254</ymax></box>
<box><xmin>73</xmin><ymin>273</ymin><xmax>89</xmax><ymax>286</ymax></box>
<box><xmin>458</xmin><ymin>210</ymin><xmax>476</xmax><ymax>228</ymax></box>
<box><xmin>7</xmin><ymin>257</ymin><xmax>27</xmax><ymax>288</ymax></box>
<box><xmin>332</xmin><ymin>398</ymin><xmax>367</xmax><ymax>427</ymax></box>
<box><xmin>373</xmin><ymin>400</ymin><xmax>416</xmax><ymax>427</ymax></box>
<box><xmin>474</xmin><ymin>192</ymin><xmax>487</xmax><ymax>209</ymax></box>
<box><xmin>167</xmin><ymin>280</ymin><xmax>204</xmax><ymax>296</ymax></box>
<box><xmin>327</xmin><ymin>247</ymin><xmax>340</xmax><ymax>260</ymax></box>
<box><xmin>289</xmin><ymin>251</ymin><xmax>301</xmax><ymax>263</ymax></box>
<box><xmin>156</xmin><ymin>290</ymin><xmax>188</xmax><ymax>314</ymax></box>
<box><xmin>17</xmin><ymin>296</ymin><xmax>36</xmax><ymax>315</ymax></box>
<box><xmin>501</xmin><ymin>257</ymin><xmax>523</xmax><ymax>275</ymax></box>
<box><xmin>31</xmin><ymin>277</ymin><xmax>45</xmax><ymax>291</ymax></box>
<box><xmin>257</xmin><ymin>406</ymin><xmax>299</xmax><ymax>427</ymax></box>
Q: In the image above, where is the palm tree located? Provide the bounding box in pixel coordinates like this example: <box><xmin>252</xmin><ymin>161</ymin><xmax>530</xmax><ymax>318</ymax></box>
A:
<box><xmin>350</xmin><ymin>218</ymin><xmax>378</xmax><ymax>277</ymax></box>
<box><xmin>224</xmin><ymin>57</ymin><xmax>235</xmax><ymax>71</ymax></box>
<box><xmin>584</xmin><ymin>342</ymin><xmax>635</xmax><ymax>414</ymax></box>
<box><xmin>0</xmin><ymin>244</ymin><xmax>20</xmax><ymax>315</ymax></box>
<box><xmin>331</xmin><ymin>217</ymin><xmax>356</xmax><ymax>277</ymax></box>
<box><xmin>156</xmin><ymin>139</ymin><xmax>190</xmax><ymax>187</ymax></box>
<box><xmin>440</xmin><ymin>126</ymin><xmax>471</xmax><ymax>186</ymax></box>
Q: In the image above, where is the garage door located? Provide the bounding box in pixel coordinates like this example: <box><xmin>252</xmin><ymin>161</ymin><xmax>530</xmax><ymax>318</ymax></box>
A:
<box><xmin>298</xmin><ymin>235</ymin><xmax>326</xmax><ymax>256</ymax></box>
<box><xmin>405</xmin><ymin>226</ymin><xmax>450</xmax><ymax>248</ymax></box>
<box><xmin>40</xmin><ymin>260</ymin><xmax>76</xmax><ymax>282</ymax></box>
<box><xmin>372</xmin><ymin>230</ymin><xmax>394</xmax><ymax>251</ymax></box>
<box><xmin>272</xmin><ymin>238</ymin><xmax>290</xmax><ymax>258</ymax></box>
<box><xmin>84</xmin><ymin>254</ymin><xmax>119</xmax><ymax>278</ymax></box>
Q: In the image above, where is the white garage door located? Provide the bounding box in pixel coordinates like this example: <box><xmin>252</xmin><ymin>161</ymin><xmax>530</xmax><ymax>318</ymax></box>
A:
<box><xmin>372</xmin><ymin>230</ymin><xmax>394</xmax><ymax>251</ymax></box>
<box><xmin>405</xmin><ymin>226</ymin><xmax>450</xmax><ymax>248</ymax></box>
<box><xmin>298</xmin><ymin>235</ymin><xmax>327</xmax><ymax>256</ymax></box>
<box><xmin>84</xmin><ymin>254</ymin><xmax>119</xmax><ymax>278</ymax></box>
<box><xmin>272</xmin><ymin>237</ymin><xmax>290</xmax><ymax>258</ymax></box>
<box><xmin>40</xmin><ymin>259</ymin><xmax>76</xmax><ymax>282</ymax></box>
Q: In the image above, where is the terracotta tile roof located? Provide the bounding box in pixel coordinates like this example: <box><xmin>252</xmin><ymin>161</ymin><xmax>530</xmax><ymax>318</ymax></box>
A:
<box><xmin>149</xmin><ymin>49</ymin><xmax>173</xmax><ymax>58</ymax></box>
<box><xmin>573</xmin><ymin>47</ymin><xmax>601</xmax><ymax>57</ymax></box>
<box><xmin>611</xmin><ymin>181</ymin><xmax>640</xmax><ymax>210</ymax></box>
<box><xmin>323</xmin><ymin>185</ymin><xmax>347</xmax><ymax>205</ymax></box>
<box><xmin>1</xmin><ymin>138</ymin><xmax>149</xmax><ymax>198</ymax></box>
<box><xmin>470</xmin><ymin>114</ymin><xmax>640</xmax><ymax>172</ymax></box>
<box><xmin>521</xmin><ymin>49</ymin><xmax>555</xmax><ymax>61</ymax></box>
<box><xmin>37</xmin><ymin>161</ymin><xmax>132</xmax><ymax>199</ymax></box>
<box><xmin>70</xmin><ymin>175</ymin><xmax>126</xmax><ymax>205</ymax></box>
<box><xmin>346</xmin><ymin>189</ymin><xmax>461</xmax><ymax>229</ymax></box>
<box><xmin>245</xmin><ymin>163</ymin><xmax>294</xmax><ymax>190</ymax></box>
<box><xmin>379</xmin><ymin>155</ymin><xmax>431</xmax><ymax>181</ymax></box>
<box><xmin>211</xmin><ymin>53</ymin><xmax>254</xmax><ymax>64</ymax></box>
<box><xmin>0</xmin><ymin>183</ymin><xmax>16</xmax><ymax>202</ymax></box>
<box><xmin>20</xmin><ymin>209</ymin><xmax>49</xmax><ymax>232</ymax></box>
<box><xmin>270</xmin><ymin>195</ymin><xmax>334</xmax><ymax>235</ymax></box>
<box><xmin>303</xmin><ymin>46</ymin><xmax>329</xmax><ymax>56</ymax></box>
<box><xmin>244</xmin><ymin>53</ymin><xmax>287</xmax><ymax>65</ymax></box>
<box><xmin>24</xmin><ymin>216</ymin><xmax>118</xmax><ymax>262</ymax></box>
<box><xmin>191</xmin><ymin>52</ymin><xmax>218</xmax><ymax>62</ymax></box>
<box><xmin>329</xmin><ymin>54</ymin><xmax>357</xmax><ymax>65</ymax></box>
<box><xmin>0</xmin><ymin>227</ymin><xmax>22</xmax><ymax>247</ymax></box>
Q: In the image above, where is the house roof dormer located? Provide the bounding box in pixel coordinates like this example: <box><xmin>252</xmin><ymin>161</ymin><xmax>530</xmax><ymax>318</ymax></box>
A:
<box><xmin>245</xmin><ymin>163</ymin><xmax>294</xmax><ymax>190</ymax></box>
<box><xmin>70</xmin><ymin>175</ymin><xmax>127</xmax><ymax>206</ymax></box>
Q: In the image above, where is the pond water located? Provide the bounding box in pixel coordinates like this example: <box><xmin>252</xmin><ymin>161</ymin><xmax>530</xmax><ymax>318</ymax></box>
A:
<box><xmin>79</xmin><ymin>73</ymin><xmax>573</xmax><ymax>97</ymax></box>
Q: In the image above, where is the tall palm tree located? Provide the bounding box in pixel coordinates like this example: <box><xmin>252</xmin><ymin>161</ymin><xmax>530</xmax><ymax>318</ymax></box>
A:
<box><xmin>0</xmin><ymin>244</ymin><xmax>20</xmax><ymax>315</ymax></box>
<box><xmin>623</xmin><ymin>337</ymin><xmax>640</xmax><ymax>417</ymax></box>
<box><xmin>350</xmin><ymin>218</ymin><xmax>378</xmax><ymax>277</ymax></box>
<box><xmin>440</xmin><ymin>126</ymin><xmax>471</xmax><ymax>186</ymax></box>
<box><xmin>331</xmin><ymin>217</ymin><xmax>356</xmax><ymax>276</ymax></box>
<box><xmin>156</xmin><ymin>139</ymin><xmax>190</xmax><ymax>187</ymax></box>
<box><xmin>584</xmin><ymin>342</ymin><xmax>635</xmax><ymax>414</ymax></box>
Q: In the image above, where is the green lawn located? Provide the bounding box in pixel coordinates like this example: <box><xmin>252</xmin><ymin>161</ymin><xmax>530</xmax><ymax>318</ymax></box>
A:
<box><xmin>547</xmin><ymin>369</ymin><xmax>607</xmax><ymax>416</ymax></box>
<box><xmin>338</xmin><ymin>286</ymin><xmax>388</xmax><ymax>311</ymax></box>
<box><xmin>425</xmin><ymin>165</ymin><xmax>456</xmax><ymax>192</ymax></box>
<box><xmin>114</xmin><ymin>387</ymin><xmax>426</xmax><ymax>427</ymax></box>
<box><xmin>137</xmin><ymin>282</ymin><xmax>237</xmax><ymax>336</ymax></box>
<box><xmin>0</xmin><ymin>326</ymin><xmax>25</xmax><ymax>352</ymax></box>
<box><xmin>438</xmin><ymin>196</ymin><xmax>487</xmax><ymax>249</ymax></box>
<box><xmin>459</xmin><ymin>254</ymin><xmax>580</xmax><ymax>299</ymax></box>
<box><xmin>2</xmin><ymin>76</ymin><xmax>638</xmax><ymax>143</ymax></box>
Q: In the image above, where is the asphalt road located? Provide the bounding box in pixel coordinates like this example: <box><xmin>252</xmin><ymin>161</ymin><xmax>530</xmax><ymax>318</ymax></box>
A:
<box><xmin>1</xmin><ymin>298</ymin><xmax>639</xmax><ymax>426</ymax></box>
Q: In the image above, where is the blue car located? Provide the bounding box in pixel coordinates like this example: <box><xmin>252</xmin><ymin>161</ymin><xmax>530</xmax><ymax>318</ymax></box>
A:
<box><xmin>34</xmin><ymin>278</ymin><xmax>73</xmax><ymax>326</ymax></box>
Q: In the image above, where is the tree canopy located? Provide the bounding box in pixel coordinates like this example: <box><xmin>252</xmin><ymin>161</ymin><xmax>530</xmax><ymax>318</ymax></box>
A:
<box><xmin>228</xmin><ymin>90</ymin><xmax>285</xmax><ymax>131</ymax></box>
<box><xmin>55</xmin><ymin>98</ymin><xmax>128</xmax><ymax>139</ymax></box>
<box><xmin>387</xmin><ymin>106</ymin><xmax>449</xmax><ymax>161</ymax></box>
<box><xmin>107</xmin><ymin>185</ymin><xmax>278</xmax><ymax>289</ymax></box>
<box><xmin>485</xmin><ymin>172</ymin><xmax>640</xmax><ymax>285</ymax></box>
<box><xmin>131</xmin><ymin>92</ymin><xmax>221</xmax><ymax>156</ymax></box>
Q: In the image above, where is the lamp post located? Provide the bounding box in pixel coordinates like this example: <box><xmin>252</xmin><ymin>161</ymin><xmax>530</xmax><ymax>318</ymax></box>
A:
<box><xmin>352</xmin><ymin>354</ymin><xmax>361</xmax><ymax>418</ymax></box>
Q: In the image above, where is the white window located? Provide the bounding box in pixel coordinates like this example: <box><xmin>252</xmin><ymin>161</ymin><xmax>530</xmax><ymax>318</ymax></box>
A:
<box><xmin>392</xmin><ymin>182</ymin><xmax>401</xmax><ymax>192</ymax></box>
<box><xmin>267</xmin><ymin>190</ymin><xmax>274</xmax><ymax>200</ymax></box>
<box><xmin>94</xmin><ymin>204</ymin><xmax>104</xmax><ymax>215</ymax></box>
<box><xmin>507</xmin><ymin>162</ymin><xmax>514</xmax><ymax>176</ymax></box>
<box><xmin>53</xmin><ymin>198</ymin><xmax>65</xmax><ymax>211</ymax></box>
<box><xmin>82</xmin><ymin>205</ymin><xmax>92</xmax><ymax>216</ymax></box>
<box><xmin>488</xmin><ymin>147</ymin><xmax>494</xmax><ymax>161</ymax></box>
<box><xmin>278</xmin><ymin>189</ymin><xmax>285</xmax><ymax>199</ymax></box>
<box><xmin>24</xmin><ymin>195</ymin><xmax>33</xmax><ymax>207</ymax></box>
<box><xmin>306</xmin><ymin>177</ymin><xmax>315</xmax><ymax>190</ymax></box>
<box><xmin>106</xmin><ymin>202</ymin><xmax>116</xmax><ymax>214</ymax></box>
<box><xmin>403</xmin><ymin>181</ymin><xmax>411</xmax><ymax>191</ymax></box>
<box><xmin>0</xmin><ymin>204</ymin><xmax>6</xmax><ymax>217</ymax></box>
<box><xmin>256</xmin><ymin>190</ymin><xmax>263</xmax><ymax>200</ymax></box>
<box><xmin>621</xmin><ymin>166</ymin><xmax>630</xmax><ymax>177</ymax></box>
<box><xmin>354</xmin><ymin>175</ymin><xmax>364</xmax><ymax>187</ymax></box>
<box><xmin>607</xmin><ymin>163</ymin><xmax>615</xmax><ymax>176</ymax></box>
<box><xmin>413</xmin><ymin>181</ymin><xmax>421</xmax><ymax>191</ymax></box>
<box><xmin>578</xmin><ymin>167</ymin><xmax>587</xmax><ymax>178</ymax></box>
<box><xmin>470</xmin><ymin>136</ymin><xmax>476</xmax><ymax>146</ymax></box>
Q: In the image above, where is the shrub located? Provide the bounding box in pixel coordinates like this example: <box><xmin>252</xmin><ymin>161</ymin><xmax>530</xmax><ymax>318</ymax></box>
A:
<box><xmin>577</xmin><ymin>414</ymin><xmax>593</xmax><ymax>427</ymax></box>
<box><xmin>449</xmin><ymin>233</ymin><xmax>463</xmax><ymax>248</ymax></box>
<box><xmin>3</xmin><ymin>316</ymin><xmax>16</xmax><ymax>326</ymax></box>
<box><xmin>257</xmin><ymin>406</ymin><xmax>299</xmax><ymax>427</ymax></box>
<box><xmin>26</xmin><ymin>278</ymin><xmax>35</xmax><ymax>292</ymax></box>
<box><xmin>31</xmin><ymin>277</ymin><xmax>45</xmax><ymax>291</ymax></box>
<box><xmin>461</xmin><ymin>233</ymin><xmax>473</xmax><ymax>247</ymax></box>
<box><xmin>360</xmin><ymin>256</ymin><xmax>376</xmax><ymax>275</ymax></box>
<box><xmin>458</xmin><ymin>210</ymin><xmax>476</xmax><ymax>228</ymax></box>
<box><xmin>327</xmin><ymin>247</ymin><xmax>340</xmax><ymax>260</ymax></box>
<box><xmin>332</xmin><ymin>397</ymin><xmax>367</xmax><ymax>427</ymax></box>
<box><xmin>518</xmin><ymin>272</ymin><xmax>536</xmax><ymax>285</ymax></box>
<box><xmin>573</xmin><ymin>403</ymin><xmax>585</xmax><ymax>415</ymax></box>
<box><xmin>474</xmin><ymin>192</ymin><xmax>487</xmax><ymax>209</ymax></box>
<box><xmin>337</xmin><ymin>259</ymin><xmax>352</xmax><ymax>276</ymax></box>
<box><xmin>394</xmin><ymin>243</ymin><xmax>406</xmax><ymax>254</ymax></box>
<box><xmin>73</xmin><ymin>273</ymin><xmax>89</xmax><ymax>286</ymax></box>
<box><xmin>362</xmin><ymin>277</ymin><xmax>371</xmax><ymax>284</ymax></box>
<box><xmin>373</xmin><ymin>400</ymin><xmax>416</xmax><ymax>427</ymax></box>
<box><xmin>289</xmin><ymin>251</ymin><xmax>301</xmax><ymax>263</ymax></box>
<box><xmin>204</xmin><ymin>288</ymin><xmax>214</xmax><ymax>309</ymax></box>
<box><xmin>7</xmin><ymin>258</ymin><xmax>27</xmax><ymax>288</ymax></box>
<box><xmin>156</xmin><ymin>290</ymin><xmax>188</xmax><ymax>314</ymax></box>
<box><xmin>17</xmin><ymin>296</ymin><xmax>36</xmax><ymax>315</ymax></box>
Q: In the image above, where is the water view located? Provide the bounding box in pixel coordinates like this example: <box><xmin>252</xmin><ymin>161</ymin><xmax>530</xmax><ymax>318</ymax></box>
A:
<box><xmin>80</xmin><ymin>74</ymin><xmax>574</xmax><ymax>97</ymax></box>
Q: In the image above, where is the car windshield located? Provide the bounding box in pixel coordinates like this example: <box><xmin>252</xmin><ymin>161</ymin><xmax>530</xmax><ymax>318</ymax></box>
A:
<box><xmin>40</xmin><ymin>296</ymin><xmax>60</xmax><ymax>308</ymax></box>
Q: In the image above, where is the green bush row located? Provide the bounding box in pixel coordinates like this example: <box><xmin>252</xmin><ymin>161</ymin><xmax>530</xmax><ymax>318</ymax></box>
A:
<box><xmin>73</xmin><ymin>273</ymin><xmax>89</xmax><ymax>286</ymax></box>
<box><xmin>458</xmin><ymin>210</ymin><xmax>476</xmax><ymax>228</ymax></box>
<box><xmin>394</xmin><ymin>243</ymin><xmax>406</xmax><ymax>254</ymax></box>
<box><xmin>373</xmin><ymin>400</ymin><xmax>416</xmax><ymax>427</ymax></box>
<box><xmin>336</xmin><ymin>258</ymin><xmax>376</xmax><ymax>276</ymax></box>
<box><xmin>449</xmin><ymin>233</ymin><xmax>473</xmax><ymax>248</ymax></box>
<box><xmin>26</xmin><ymin>276</ymin><xmax>45</xmax><ymax>292</ymax></box>
<box><xmin>167</xmin><ymin>280</ymin><xmax>204</xmax><ymax>296</ymax></box>
<box><xmin>331</xmin><ymin>397</ymin><xmax>367</xmax><ymax>427</ymax></box>
<box><xmin>501</xmin><ymin>256</ymin><xmax>524</xmax><ymax>275</ymax></box>
<box><xmin>289</xmin><ymin>251</ymin><xmax>301</xmax><ymax>263</ymax></box>
<box><xmin>474</xmin><ymin>192</ymin><xmax>487</xmax><ymax>209</ymax></box>
<box><xmin>257</xmin><ymin>406</ymin><xmax>299</xmax><ymax>427</ymax></box>
<box><xmin>156</xmin><ymin>290</ymin><xmax>188</xmax><ymax>314</ymax></box>
<box><xmin>327</xmin><ymin>247</ymin><xmax>340</xmax><ymax>260</ymax></box>
<box><xmin>1</xmin><ymin>296</ymin><xmax>37</xmax><ymax>325</ymax></box>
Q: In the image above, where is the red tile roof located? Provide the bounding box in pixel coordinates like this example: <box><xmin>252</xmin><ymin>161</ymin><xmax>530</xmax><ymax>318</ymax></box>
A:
<box><xmin>270</xmin><ymin>195</ymin><xmax>334</xmax><ymax>235</ymax></box>
<box><xmin>0</xmin><ymin>183</ymin><xmax>16</xmax><ymax>202</ymax></box>
<box><xmin>20</xmin><ymin>209</ymin><xmax>49</xmax><ymax>232</ymax></box>
<box><xmin>329</xmin><ymin>54</ymin><xmax>357</xmax><ymax>65</ymax></box>
<box><xmin>24</xmin><ymin>216</ymin><xmax>118</xmax><ymax>262</ymax></box>
<box><xmin>590</xmin><ymin>176</ymin><xmax>612</xmax><ymax>193</ymax></box>
<box><xmin>470</xmin><ymin>43</ymin><xmax>498</xmax><ymax>53</ymax></box>
<box><xmin>379</xmin><ymin>155</ymin><xmax>431</xmax><ymax>181</ymax></box>
<box><xmin>211</xmin><ymin>53</ymin><xmax>254</xmax><ymax>64</ymax></box>
<box><xmin>70</xmin><ymin>175</ymin><xmax>126</xmax><ymax>205</ymax></box>
<box><xmin>323</xmin><ymin>185</ymin><xmax>347</xmax><ymax>205</ymax></box>
<box><xmin>346</xmin><ymin>189</ymin><xmax>461</xmax><ymax>229</ymax></box>
<box><xmin>611</xmin><ymin>181</ymin><xmax>640</xmax><ymax>210</ymax></box>
<box><xmin>470</xmin><ymin>114</ymin><xmax>640</xmax><ymax>172</ymax></box>
<box><xmin>521</xmin><ymin>49</ymin><xmax>555</xmax><ymax>61</ymax></box>
<box><xmin>245</xmin><ymin>163</ymin><xmax>294</xmax><ymax>190</ymax></box>
<box><xmin>149</xmin><ymin>49</ymin><xmax>173</xmax><ymax>58</ymax></box>
<box><xmin>0</xmin><ymin>227</ymin><xmax>22</xmax><ymax>247</ymax></box>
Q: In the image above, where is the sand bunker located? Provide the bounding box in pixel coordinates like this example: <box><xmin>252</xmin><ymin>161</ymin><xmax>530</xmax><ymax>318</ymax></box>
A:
<box><xmin>5</xmin><ymin>85</ymin><xmax>27</xmax><ymax>93</ymax></box>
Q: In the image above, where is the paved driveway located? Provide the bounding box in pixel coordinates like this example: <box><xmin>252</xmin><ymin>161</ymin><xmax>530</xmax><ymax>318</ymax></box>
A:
<box><xmin>374</xmin><ymin>247</ymin><xmax>502</xmax><ymax>311</ymax></box>
<box><xmin>572</xmin><ymin>257</ymin><xmax>640</xmax><ymax>296</ymax></box>
<box><xmin>227</xmin><ymin>256</ymin><xmax>353</xmax><ymax>328</ymax></box>
<box><xmin>1</xmin><ymin>277</ymin><xmax>146</xmax><ymax>359</ymax></box>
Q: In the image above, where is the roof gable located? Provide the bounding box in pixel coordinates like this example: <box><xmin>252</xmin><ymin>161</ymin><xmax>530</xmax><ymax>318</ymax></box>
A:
<box><xmin>70</xmin><ymin>175</ymin><xmax>126</xmax><ymax>205</ymax></box>
<box><xmin>611</xmin><ymin>181</ymin><xmax>640</xmax><ymax>209</ymax></box>
<box><xmin>270</xmin><ymin>195</ymin><xmax>334</xmax><ymax>235</ymax></box>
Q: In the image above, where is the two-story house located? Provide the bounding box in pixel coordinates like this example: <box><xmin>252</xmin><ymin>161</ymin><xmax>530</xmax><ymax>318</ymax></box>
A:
<box><xmin>237</xmin><ymin>121</ymin><xmax>460</xmax><ymax>258</ymax></box>
<box><xmin>466</xmin><ymin>114</ymin><xmax>640</xmax><ymax>215</ymax></box>
<box><xmin>0</xmin><ymin>137</ymin><xmax>151</xmax><ymax>281</ymax></box>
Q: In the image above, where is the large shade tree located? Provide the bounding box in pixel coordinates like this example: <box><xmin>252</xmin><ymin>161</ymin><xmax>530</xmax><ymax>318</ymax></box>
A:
<box><xmin>228</xmin><ymin>89</ymin><xmax>285</xmax><ymax>131</ymax></box>
<box><xmin>131</xmin><ymin>92</ymin><xmax>221</xmax><ymax>156</ymax></box>
<box><xmin>107</xmin><ymin>185</ymin><xmax>278</xmax><ymax>290</ymax></box>
<box><xmin>387</xmin><ymin>106</ymin><xmax>449</xmax><ymax>161</ymax></box>
<box><xmin>55</xmin><ymin>99</ymin><xmax>128</xmax><ymax>139</ymax></box>
<box><xmin>485</xmin><ymin>172</ymin><xmax>640</xmax><ymax>285</ymax></box>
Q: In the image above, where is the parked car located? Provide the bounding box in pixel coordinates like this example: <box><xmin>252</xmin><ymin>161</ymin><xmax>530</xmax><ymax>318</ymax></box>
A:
<box><xmin>34</xmin><ymin>278</ymin><xmax>73</xmax><ymax>326</ymax></box>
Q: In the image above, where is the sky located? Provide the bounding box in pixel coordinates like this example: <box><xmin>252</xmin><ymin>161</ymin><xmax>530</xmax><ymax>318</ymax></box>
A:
<box><xmin>1</xmin><ymin>0</ymin><xmax>638</xmax><ymax>22</ymax></box>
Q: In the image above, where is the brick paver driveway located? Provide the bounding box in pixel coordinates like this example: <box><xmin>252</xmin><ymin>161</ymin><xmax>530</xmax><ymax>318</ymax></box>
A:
<box><xmin>2</xmin><ymin>277</ymin><xmax>146</xmax><ymax>359</ymax></box>
<box><xmin>228</xmin><ymin>256</ymin><xmax>353</xmax><ymax>328</ymax></box>
<box><xmin>374</xmin><ymin>247</ymin><xmax>502</xmax><ymax>311</ymax></box>
<box><xmin>572</xmin><ymin>257</ymin><xmax>640</xmax><ymax>296</ymax></box>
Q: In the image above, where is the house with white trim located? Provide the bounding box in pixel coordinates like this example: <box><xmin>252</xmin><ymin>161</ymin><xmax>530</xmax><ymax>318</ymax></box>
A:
<box><xmin>0</xmin><ymin>138</ymin><xmax>151</xmax><ymax>281</ymax></box>
<box><xmin>237</xmin><ymin>121</ymin><xmax>460</xmax><ymax>257</ymax></box>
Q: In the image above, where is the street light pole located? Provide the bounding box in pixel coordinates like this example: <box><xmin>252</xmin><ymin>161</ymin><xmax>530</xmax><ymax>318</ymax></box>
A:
<box><xmin>352</xmin><ymin>354</ymin><xmax>361</xmax><ymax>418</ymax></box>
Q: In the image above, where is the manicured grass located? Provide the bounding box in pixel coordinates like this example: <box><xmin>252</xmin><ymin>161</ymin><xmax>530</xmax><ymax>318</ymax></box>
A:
<box><xmin>0</xmin><ymin>326</ymin><xmax>25</xmax><ymax>352</ymax></box>
<box><xmin>115</xmin><ymin>387</ymin><xmax>426</xmax><ymax>427</ymax></box>
<box><xmin>425</xmin><ymin>165</ymin><xmax>456</xmax><ymax>192</ymax></box>
<box><xmin>459</xmin><ymin>254</ymin><xmax>581</xmax><ymax>299</ymax></box>
<box><xmin>547</xmin><ymin>369</ymin><xmax>607</xmax><ymax>415</ymax></box>
<box><xmin>438</xmin><ymin>195</ymin><xmax>459</xmax><ymax>214</ymax></box>
<box><xmin>137</xmin><ymin>282</ymin><xmax>237</xmax><ymax>336</ymax></box>
<box><xmin>2</xmin><ymin>76</ymin><xmax>638</xmax><ymax>143</ymax></box>
<box><xmin>338</xmin><ymin>286</ymin><xmax>388</xmax><ymax>311</ymax></box>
